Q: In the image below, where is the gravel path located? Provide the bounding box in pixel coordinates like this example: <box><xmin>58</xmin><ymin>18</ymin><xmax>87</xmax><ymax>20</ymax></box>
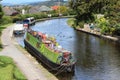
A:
<box><xmin>0</xmin><ymin>24</ymin><xmax>58</xmax><ymax>80</ymax></box>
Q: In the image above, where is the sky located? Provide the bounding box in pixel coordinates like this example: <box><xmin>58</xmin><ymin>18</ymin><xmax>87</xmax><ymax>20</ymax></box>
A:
<box><xmin>1</xmin><ymin>0</ymin><xmax>48</xmax><ymax>4</ymax></box>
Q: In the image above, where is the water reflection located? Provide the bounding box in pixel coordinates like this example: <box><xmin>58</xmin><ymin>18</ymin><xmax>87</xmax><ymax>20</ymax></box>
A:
<box><xmin>15</xmin><ymin>18</ymin><xmax>120</xmax><ymax>80</ymax></box>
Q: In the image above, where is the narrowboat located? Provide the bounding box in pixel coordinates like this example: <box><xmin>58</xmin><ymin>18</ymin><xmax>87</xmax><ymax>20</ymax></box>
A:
<box><xmin>13</xmin><ymin>23</ymin><xmax>25</xmax><ymax>35</ymax></box>
<box><xmin>23</xmin><ymin>17</ymin><xmax>35</xmax><ymax>28</ymax></box>
<box><xmin>24</xmin><ymin>29</ymin><xmax>76</xmax><ymax>73</ymax></box>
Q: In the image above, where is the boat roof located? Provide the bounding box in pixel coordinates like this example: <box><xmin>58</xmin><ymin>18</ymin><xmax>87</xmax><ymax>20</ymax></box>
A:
<box><xmin>13</xmin><ymin>24</ymin><xmax>24</xmax><ymax>31</ymax></box>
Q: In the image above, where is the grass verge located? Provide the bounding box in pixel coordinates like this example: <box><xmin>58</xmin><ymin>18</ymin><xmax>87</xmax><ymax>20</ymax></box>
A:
<box><xmin>0</xmin><ymin>56</ymin><xmax>27</xmax><ymax>80</ymax></box>
<box><xmin>67</xmin><ymin>18</ymin><xmax>75</xmax><ymax>27</ymax></box>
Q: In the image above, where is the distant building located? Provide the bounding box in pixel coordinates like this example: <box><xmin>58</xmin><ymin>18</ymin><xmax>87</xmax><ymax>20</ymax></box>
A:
<box><xmin>29</xmin><ymin>6</ymin><xmax>39</xmax><ymax>14</ymax></box>
<box><xmin>51</xmin><ymin>5</ymin><xmax>59</xmax><ymax>10</ymax></box>
<box><xmin>22</xmin><ymin>9</ymin><xmax>25</xmax><ymax>15</ymax></box>
<box><xmin>39</xmin><ymin>5</ymin><xmax>52</xmax><ymax>12</ymax></box>
<box><xmin>2</xmin><ymin>6</ymin><xmax>19</xmax><ymax>16</ymax></box>
<box><xmin>29</xmin><ymin>5</ymin><xmax>52</xmax><ymax>14</ymax></box>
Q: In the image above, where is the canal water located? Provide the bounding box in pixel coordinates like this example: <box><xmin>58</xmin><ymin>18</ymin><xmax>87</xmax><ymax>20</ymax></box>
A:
<box><xmin>16</xmin><ymin>18</ymin><xmax>120</xmax><ymax>80</ymax></box>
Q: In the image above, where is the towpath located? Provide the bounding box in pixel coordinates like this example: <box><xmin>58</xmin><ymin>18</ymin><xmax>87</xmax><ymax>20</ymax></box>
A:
<box><xmin>0</xmin><ymin>24</ymin><xmax>58</xmax><ymax>80</ymax></box>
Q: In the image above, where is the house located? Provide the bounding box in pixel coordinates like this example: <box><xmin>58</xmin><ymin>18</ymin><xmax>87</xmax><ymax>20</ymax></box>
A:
<box><xmin>2</xmin><ymin>6</ymin><xmax>19</xmax><ymax>16</ymax></box>
<box><xmin>29</xmin><ymin>5</ymin><xmax>52</xmax><ymax>14</ymax></box>
<box><xmin>39</xmin><ymin>5</ymin><xmax>52</xmax><ymax>12</ymax></box>
<box><xmin>29</xmin><ymin>6</ymin><xmax>40</xmax><ymax>14</ymax></box>
<box><xmin>51</xmin><ymin>5</ymin><xmax>59</xmax><ymax>10</ymax></box>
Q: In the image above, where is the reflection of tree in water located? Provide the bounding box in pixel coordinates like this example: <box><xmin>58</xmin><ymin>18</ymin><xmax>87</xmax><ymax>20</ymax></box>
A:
<box><xmin>80</xmin><ymin>35</ymin><xmax>97</xmax><ymax>68</ymax></box>
<box><xmin>56</xmin><ymin>72</ymin><xmax>74</xmax><ymax>80</ymax></box>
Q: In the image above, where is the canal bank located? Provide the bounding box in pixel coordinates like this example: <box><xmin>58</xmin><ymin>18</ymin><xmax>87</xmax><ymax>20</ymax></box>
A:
<box><xmin>35</xmin><ymin>16</ymin><xmax>74</xmax><ymax>22</ymax></box>
<box><xmin>15</xmin><ymin>18</ymin><xmax>120</xmax><ymax>80</ymax></box>
<box><xmin>0</xmin><ymin>24</ymin><xmax>58</xmax><ymax>80</ymax></box>
<box><xmin>75</xmin><ymin>28</ymin><xmax>120</xmax><ymax>43</ymax></box>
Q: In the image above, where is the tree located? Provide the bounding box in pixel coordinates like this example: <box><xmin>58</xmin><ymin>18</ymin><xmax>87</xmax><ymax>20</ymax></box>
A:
<box><xmin>69</xmin><ymin>0</ymin><xmax>108</xmax><ymax>22</ymax></box>
<box><xmin>0</xmin><ymin>4</ymin><xmax>4</xmax><ymax>19</ymax></box>
<box><xmin>56</xmin><ymin>6</ymin><xmax>68</xmax><ymax>15</ymax></box>
<box><xmin>104</xmin><ymin>0</ymin><xmax>120</xmax><ymax>35</ymax></box>
<box><xmin>69</xmin><ymin>0</ymin><xmax>120</xmax><ymax>35</ymax></box>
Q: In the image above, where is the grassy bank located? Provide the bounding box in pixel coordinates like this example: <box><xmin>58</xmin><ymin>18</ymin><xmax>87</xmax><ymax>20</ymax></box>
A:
<box><xmin>67</xmin><ymin>18</ymin><xmax>75</xmax><ymax>27</ymax></box>
<box><xmin>0</xmin><ymin>24</ymin><xmax>13</xmax><ymax>50</ymax></box>
<box><xmin>0</xmin><ymin>56</ymin><xmax>27</xmax><ymax>80</ymax></box>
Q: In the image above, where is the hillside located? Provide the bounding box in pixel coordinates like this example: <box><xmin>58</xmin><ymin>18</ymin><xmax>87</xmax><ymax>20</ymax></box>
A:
<box><xmin>29</xmin><ymin>1</ymin><xmax>68</xmax><ymax>6</ymax></box>
<box><xmin>2</xmin><ymin>1</ymin><xmax>68</xmax><ymax>6</ymax></box>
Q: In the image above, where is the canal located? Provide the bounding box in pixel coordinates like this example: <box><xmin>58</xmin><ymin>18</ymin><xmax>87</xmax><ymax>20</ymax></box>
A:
<box><xmin>16</xmin><ymin>18</ymin><xmax>120</xmax><ymax>80</ymax></box>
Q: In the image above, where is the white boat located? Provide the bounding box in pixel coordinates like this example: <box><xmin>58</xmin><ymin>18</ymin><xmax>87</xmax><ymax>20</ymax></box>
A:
<box><xmin>13</xmin><ymin>24</ymin><xmax>25</xmax><ymax>35</ymax></box>
<box><xmin>23</xmin><ymin>17</ymin><xmax>35</xmax><ymax>28</ymax></box>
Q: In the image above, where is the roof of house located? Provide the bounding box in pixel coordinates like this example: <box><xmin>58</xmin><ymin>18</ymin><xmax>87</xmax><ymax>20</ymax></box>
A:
<box><xmin>2</xmin><ymin>6</ymin><xmax>18</xmax><ymax>16</ymax></box>
<box><xmin>29</xmin><ymin>5</ymin><xmax>52</xmax><ymax>14</ymax></box>
<box><xmin>51</xmin><ymin>5</ymin><xmax>59</xmax><ymax>10</ymax></box>
<box><xmin>29</xmin><ymin>6</ymin><xmax>40</xmax><ymax>14</ymax></box>
<box><xmin>39</xmin><ymin>5</ymin><xmax>52</xmax><ymax>12</ymax></box>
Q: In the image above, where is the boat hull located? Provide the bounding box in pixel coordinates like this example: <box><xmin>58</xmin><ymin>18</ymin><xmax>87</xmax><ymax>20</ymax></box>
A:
<box><xmin>24</xmin><ymin>39</ymin><xmax>75</xmax><ymax>72</ymax></box>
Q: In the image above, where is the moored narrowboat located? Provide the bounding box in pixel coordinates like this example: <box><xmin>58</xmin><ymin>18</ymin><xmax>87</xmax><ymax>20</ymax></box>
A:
<box><xmin>13</xmin><ymin>23</ymin><xmax>25</xmax><ymax>35</ymax></box>
<box><xmin>24</xmin><ymin>29</ymin><xmax>76</xmax><ymax>73</ymax></box>
<box><xmin>23</xmin><ymin>17</ymin><xmax>35</xmax><ymax>28</ymax></box>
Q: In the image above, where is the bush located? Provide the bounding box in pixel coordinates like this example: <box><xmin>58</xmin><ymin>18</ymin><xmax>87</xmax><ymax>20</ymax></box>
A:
<box><xmin>67</xmin><ymin>18</ymin><xmax>75</xmax><ymax>27</ymax></box>
<box><xmin>78</xmin><ymin>21</ymin><xmax>84</xmax><ymax>28</ymax></box>
<box><xmin>0</xmin><ymin>16</ymin><xmax>12</xmax><ymax>25</ymax></box>
<box><xmin>12</xmin><ymin>16</ymin><xmax>22</xmax><ymax>23</ymax></box>
<box><xmin>68</xmin><ymin>9</ymin><xmax>76</xmax><ymax>15</ymax></box>
<box><xmin>51</xmin><ymin>13</ymin><xmax>59</xmax><ymax>17</ymax></box>
<box><xmin>0</xmin><ymin>56</ymin><xmax>13</xmax><ymax>65</ymax></box>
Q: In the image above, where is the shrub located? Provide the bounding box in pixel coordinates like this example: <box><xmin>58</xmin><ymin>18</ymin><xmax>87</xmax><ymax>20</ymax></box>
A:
<box><xmin>78</xmin><ymin>21</ymin><xmax>84</xmax><ymax>28</ymax></box>
<box><xmin>0</xmin><ymin>56</ymin><xmax>13</xmax><ymax>65</ymax></box>
<box><xmin>12</xmin><ymin>16</ymin><xmax>22</xmax><ymax>23</ymax></box>
<box><xmin>0</xmin><ymin>16</ymin><xmax>12</xmax><ymax>25</ymax></box>
<box><xmin>67</xmin><ymin>18</ymin><xmax>75</xmax><ymax>27</ymax></box>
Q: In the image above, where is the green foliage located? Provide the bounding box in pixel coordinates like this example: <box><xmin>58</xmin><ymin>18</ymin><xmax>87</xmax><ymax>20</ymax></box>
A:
<box><xmin>0</xmin><ymin>65</ymin><xmax>14</xmax><ymax>80</ymax></box>
<box><xmin>55</xmin><ymin>6</ymin><xmax>68</xmax><ymax>15</ymax></box>
<box><xmin>104</xmin><ymin>1</ymin><xmax>120</xmax><ymax>35</ymax></box>
<box><xmin>67</xmin><ymin>18</ymin><xmax>84</xmax><ymax>28</ymax></box>
<box><xmin>95</xmin><ymin>17</ymin><xmax>110</xmax><ymax>34</ymax></box>
<box><xmin>69</xmin><ymin>0</ymin><xmax>120</xmax><ymax>35</ymax></box>
<box><xmin>0</xmin><ymin>56</ymin><xmax>27</xmax><ymax>80</ymax></box>
<box><xmin>0</xmin><ymin>56</ymin><xmax>14</xmax><ymax>64</ymax></box>
<box><xmin>12</xmin><ymin>13</ymin><xmax>48</xmax><ymax>21</ymax></box>
<box><xmin>67</xmin><ymin>18</ymin><xmax>75</xmax><ymax>27</ymax></box>
<box><xmin>12</xmin><ymin>16</ymin><xmax>21</xmax><ymax>23</ymax></box>
<box><xmin>67</xmin><ymin>9</ymin><xmax>76</xmax><ymax>15</ymax></box>
<box><xmin>78</xmin><ymin>21</ymin><xmax>84</xmax><ymax>28</ymax></box>
<box><xmin>51</xmin><ymin>13</ymin><xmax>59</xmax><ymax>17</ymax></box>
<box><xmin>1</xmin><ymin>16</ymin><xmax>12</xmax><ymax>25</ymax></box>
<box><xmin>14</xmin><ymin>68</ymin><xmax>27</xmax><ymax>80</ymax></box>
<box><xmin>111</xmin><ymin>24</ymin><xmax>120</xmax><ymax>35</ymax></box>
<box><xmin>0</xmin><ymin>5</ymin><xmax>4</xmax><ymax>19</ymax></box>
<box><xmin>69</xmin><ymin>0</ymin><xmax>101</xmax><ymax>22</ymax></box>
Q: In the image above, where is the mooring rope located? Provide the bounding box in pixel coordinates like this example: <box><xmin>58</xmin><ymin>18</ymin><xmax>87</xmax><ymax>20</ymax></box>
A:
<box><xmin>54</xmin><ymin>65</ymin><xmax>67</xmax><ymax>75</ymax></box>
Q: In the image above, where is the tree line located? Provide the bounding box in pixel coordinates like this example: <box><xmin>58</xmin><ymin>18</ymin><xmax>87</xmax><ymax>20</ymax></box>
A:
<box><xmin>0</xmin><ymin>4</ymin><xmax>76</xmax><ymax>25</ymax></box>
<box><xmin>69</xmin><ymin>0</ymin><xmax>120</xmax><ymax>35</ymax></box>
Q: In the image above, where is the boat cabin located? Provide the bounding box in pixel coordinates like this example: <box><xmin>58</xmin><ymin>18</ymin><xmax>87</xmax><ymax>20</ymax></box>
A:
<box><xmin>23</xmin><ymin>17</ymin><xmax>35</xmax><ymax>28</ymax></box>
